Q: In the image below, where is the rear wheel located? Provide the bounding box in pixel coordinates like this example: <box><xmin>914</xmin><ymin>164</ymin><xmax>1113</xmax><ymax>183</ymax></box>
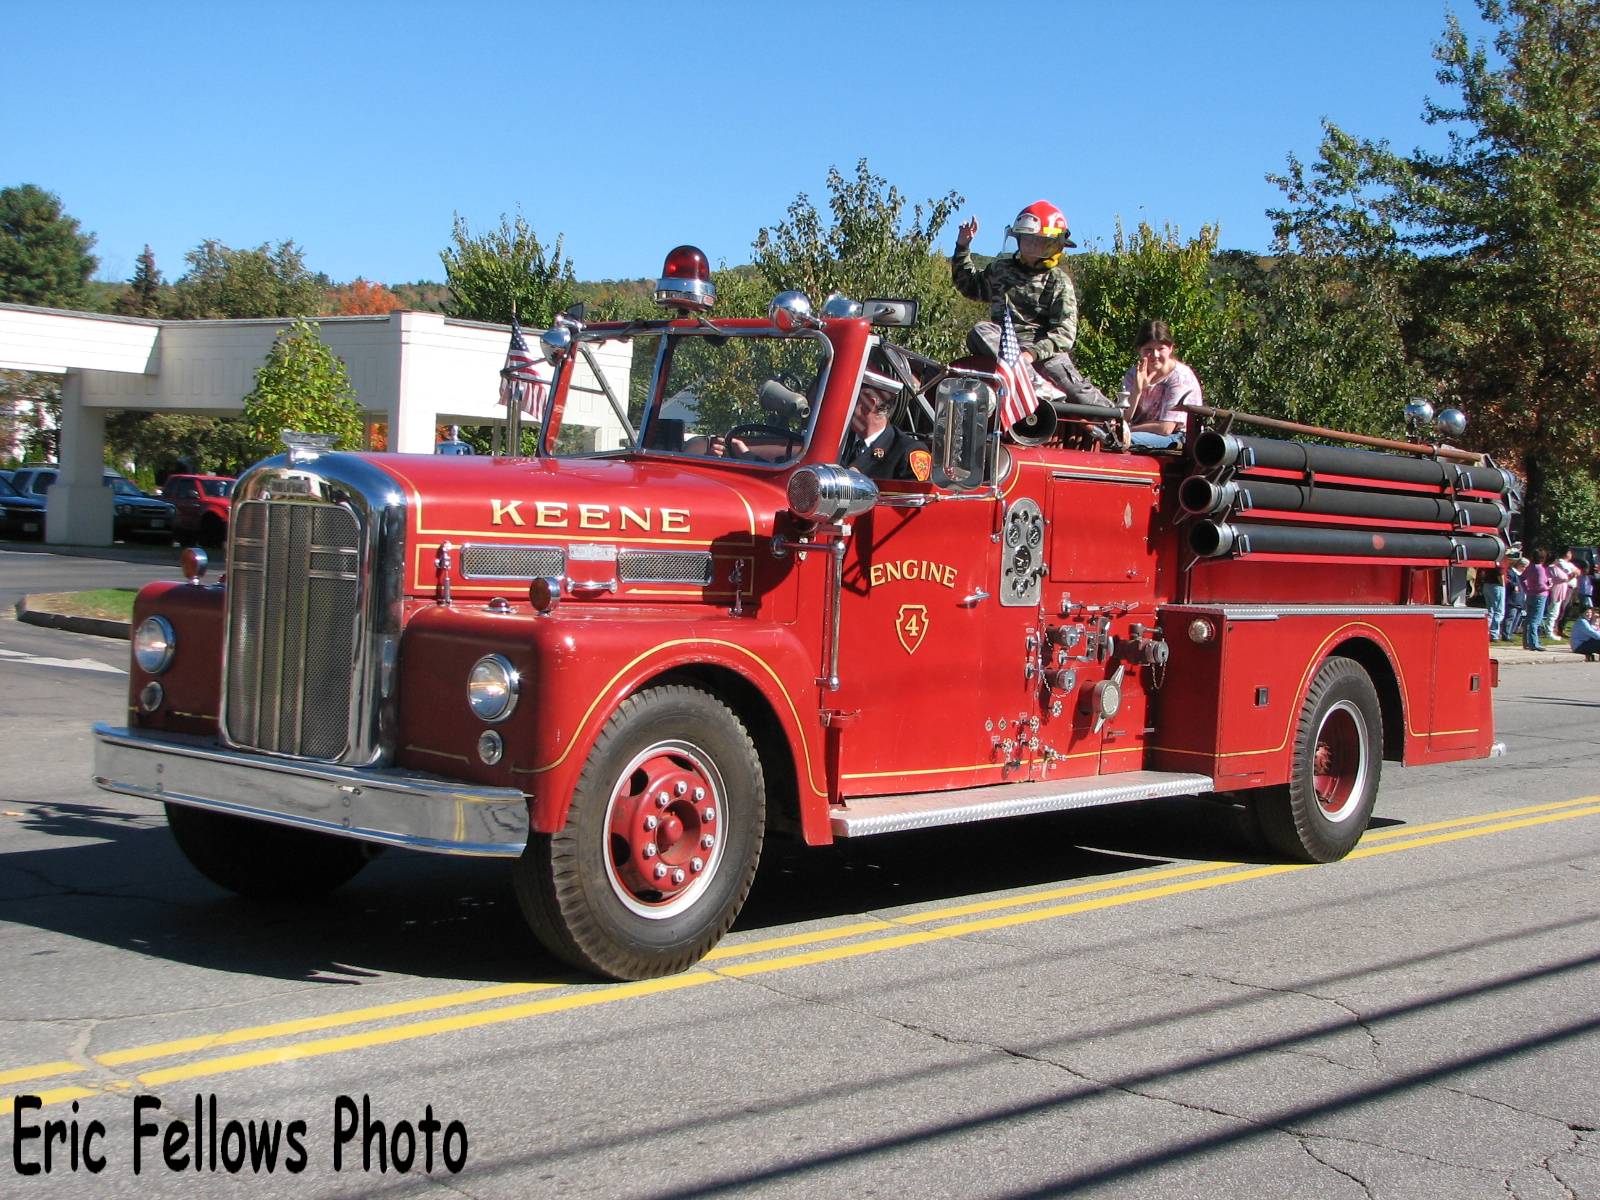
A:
<box><xmin>165</xmin><ymin>804</ymin><xmax>375</xmax><ymax>899</ymax></box>
<box><xmin>200</xmin><ymin>514</ymin><xmax>226</xmax><ymax>548</ymax></box>
<box><xmin>514</xmin><ymin>686</ymin><xmax>764</xmax><ymax>980</ymax></box>
<box><xmin>1255</xmin><ymin>658</ymin><xmax>1382</xmax><ymax>863</ymax></box>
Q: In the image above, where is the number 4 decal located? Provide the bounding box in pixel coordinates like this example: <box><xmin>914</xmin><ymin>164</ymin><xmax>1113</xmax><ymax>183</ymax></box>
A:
<box><xmin>896</xmin><ymin>604</ymin><xmax>929</xmax><ymax>654</ymax></box>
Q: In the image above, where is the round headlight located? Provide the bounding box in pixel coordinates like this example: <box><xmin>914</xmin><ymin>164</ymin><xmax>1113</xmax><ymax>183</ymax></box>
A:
<box><xmin>468</xmin><ymin>655</ymin><xmax>519</xmax><ymax>723</ymax></box>
<box><xmin>133</xmin><ymin>616</ymin><xmax>176</xmax><ymax>674</ymax></box>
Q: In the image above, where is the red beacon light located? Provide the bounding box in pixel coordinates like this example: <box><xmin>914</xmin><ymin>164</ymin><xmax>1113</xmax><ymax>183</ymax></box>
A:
<box><xmin>654</xmin><ymin>245</ymin><xmax>716</xmax><ymax>313</ymax></box>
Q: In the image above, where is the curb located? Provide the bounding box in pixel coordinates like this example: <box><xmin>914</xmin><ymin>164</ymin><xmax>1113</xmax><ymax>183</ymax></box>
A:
<box><xmin>15</xmin><ymin>596</ymin><xmax>131</xmax><ymax>641</ymax></box>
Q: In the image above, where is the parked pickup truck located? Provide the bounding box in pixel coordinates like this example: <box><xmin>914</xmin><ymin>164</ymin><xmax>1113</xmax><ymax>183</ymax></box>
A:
<box><xmin>160</xmin><ymin>473</ymin><xmax>235</xmax><ymax>546</ymax></box>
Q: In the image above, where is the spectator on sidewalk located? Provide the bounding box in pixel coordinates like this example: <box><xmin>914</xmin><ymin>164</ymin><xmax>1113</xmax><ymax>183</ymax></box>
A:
<box><xmin>1522</xmin><ymin>549</ymin><xmax>1551</xmax><ymax>651</ymax></box>
<box><xmin>1480</xmin><ymin>563</ymin><xmax>1506</xmax><ymax>640</ymax></box>
<box><xmin>1503</xmin><ymin>558</ymin><xmax>1527</xmax><ymax>642</ymax></box>
<box><xmin>1570</xmin><ymin>605</ymin><xmax>1600</xmax><ymax>662</ymax></box>
<box><xmin>1548</xmin><ymin>549</ymin><xmax>1580</xmax><ymax>639</ymax></box>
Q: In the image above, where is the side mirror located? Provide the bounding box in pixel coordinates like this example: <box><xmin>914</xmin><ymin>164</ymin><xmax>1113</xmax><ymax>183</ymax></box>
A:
<box><xmin>860</xmin><ymin>298</ymin><xmax>919</xmax><ymax>329</ymax></box>
<box><xmin>931</xmin><ymin>377</ymin><xmax>994</xmax><ymax>490</ymax></box>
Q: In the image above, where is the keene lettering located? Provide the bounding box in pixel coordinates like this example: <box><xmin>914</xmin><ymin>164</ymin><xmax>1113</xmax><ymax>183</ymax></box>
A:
<box><xmin>489</xmin><ymin>499</ymin><xmax>524</xmax><ymax>527</ymax></box>
<box><xmin>869</xmin><ymin>559</ymin><xmax>959</xmax><ymax>589</ymax></box>
<box><xmin>12</xmin><ymin>1096</ymin><xmax>107</xmax><ymax>1175</ymax></box>
<box><xmin>488</xmin><ymin>501</ymin><xmax>694</xmax><ymax>534</ymax></box>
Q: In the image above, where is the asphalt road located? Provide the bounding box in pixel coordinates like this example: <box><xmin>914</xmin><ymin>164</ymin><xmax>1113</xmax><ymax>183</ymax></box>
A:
<box><xmin>1</xmin><ymin>546</ymin><xmax>1596</xmax><ymax>1199</ymax></box>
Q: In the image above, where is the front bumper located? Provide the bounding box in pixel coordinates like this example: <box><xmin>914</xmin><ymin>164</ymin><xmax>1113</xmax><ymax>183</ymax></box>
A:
<box><xmin>93</xmin><ymin>724</ymin><xmax>529</xmax><ymax>856</ymax></box>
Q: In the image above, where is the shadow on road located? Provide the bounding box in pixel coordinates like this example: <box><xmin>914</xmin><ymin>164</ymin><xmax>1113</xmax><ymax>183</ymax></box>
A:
<box><xmin>2</xmin><ymin>791</ymin><xmax>1306</xmax><ymax>987</ymax></box>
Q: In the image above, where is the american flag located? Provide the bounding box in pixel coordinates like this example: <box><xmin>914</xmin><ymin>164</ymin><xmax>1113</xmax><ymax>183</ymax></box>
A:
<box><xmin>994</xmin><ymin>306</ymin><xmax>1040</xmax><ymax>431</ymax></box>
<box><xmin>499</xmin><ymin>314</ymin><xmax>549</xmax><ymax>418</ymax></box>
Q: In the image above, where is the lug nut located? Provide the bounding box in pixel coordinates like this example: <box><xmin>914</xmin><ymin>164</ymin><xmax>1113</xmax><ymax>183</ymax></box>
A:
<box><xmin>671</xmin><ymin>868</ymin><xmax>686</xmax><ymax>885</ymax></box>
<box><xmin>701</xmin><ymin>835</ymin><xmax>715</xmax><ymax>850</ymax></box>
<box><xmin>643</xmin><ymin>843</ymin><xmax>657</xmax><ymax>859</ymax></box>
<box><xmin>644</xmin><ymin>814</ymin><xmax>659</xmax><ymax>831</ymax></box>
<box><xmin>690</xmin><ymin>857</ymin><xmax>704</xmax><ymax>873</ymax></box>
<box><xmin>702</xmin><ymin>808</ymin><xmax>716</xmax><ymax>823</ymax></box>
<box><xmin>653</xmin><ymin>863</ymin><xmax>668</xmax><ymax>881</ymax></box>
<box><xmin>656</xmin><ymin>792</ymin><xmax>670</xmax><ymax>809</ymax></box>
<box><xmin>675</xmin><ymin>780</ymin><xmax>688</xmax><ymax>796</ymax></box>
<box><xmin>693</xmin><ymin>787</ymin><xmax>705</xmax><ymax>801</ymax></box>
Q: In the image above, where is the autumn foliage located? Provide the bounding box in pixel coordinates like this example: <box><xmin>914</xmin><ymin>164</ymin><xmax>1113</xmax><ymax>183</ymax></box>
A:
<box><xmin>330</xmin><ymin>278</ymin><xmax>405</xmax><ymax>315</ymax></box>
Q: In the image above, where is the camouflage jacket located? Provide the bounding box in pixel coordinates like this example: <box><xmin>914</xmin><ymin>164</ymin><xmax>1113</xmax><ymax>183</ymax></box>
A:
<box><xmin>951</xmin><ymin>249</ymin><xmax>1079</xmax><ymax>358</ymax></box>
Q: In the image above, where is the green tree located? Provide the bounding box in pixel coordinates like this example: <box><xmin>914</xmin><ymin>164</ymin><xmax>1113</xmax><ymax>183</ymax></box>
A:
<box><xmin>440</xmin><ymin>211</ymin><xmax>575</xmax><ymax>326</ymax></box>
<box><xmin>1266</xmin><ymin>0</ymin><xmax>1600</xmax><ymax>545</ymax></box>
<box><xmin>1214</xmin><ymin>251</ymin><xmax>1426</xmax><ymax>438</ymax></box>
<box><xmin>752</xmin><ymin>160</ymin><xmax>972</xmax><ymax>359</ymax></box>
<box><xmin>173</xmin><ymin>239</ymin><xmax>328</xmax><ymax>319</ymax></box>
<box><xmin>240</xmin><ymin>318</ymin><xmax>364</xmax><ymax>461</ymax></box>
<box><xmin>0</xmin><ymin>370</ymin><xmax>61</xmax><ymax>464</ymax></box>
<box><xmin>1071</xmin><ymin>221</ymin><xmax>1245</xmax><ymax>400</ymax></box>
<box><xmin>106</xmin><ymin>411</ymin><xmax>257</xmax><ymax>478</ymax></box>
<box><xmin>0</xmin><ymin>184</ymin><xmax>98</xmax><ymax>308</ymax></box>
<box><xmin>115</xmin><ymin>244</ymin><xmax>165</xmax><ymax>317</ymax></box>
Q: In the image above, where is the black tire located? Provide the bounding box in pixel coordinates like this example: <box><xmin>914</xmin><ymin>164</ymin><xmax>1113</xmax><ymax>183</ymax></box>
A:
<box><xmin>1255</xmin><ymin>658</ymin><xmax>1382</xmax><ymax>863</ymax></box>
<box><xmin>513</xmin><ymin>686</ymin><xmax>765</xmax><ymax>980</ymax></box>
<box><xmin>165</xmin><ymin>803</ymin><xmax>375</xmax><ymax>899</ymax></box>
<box><xmin>200</xmin><ymin>515</ymin><xmax>226</xmax><ymax>548</ymax></box>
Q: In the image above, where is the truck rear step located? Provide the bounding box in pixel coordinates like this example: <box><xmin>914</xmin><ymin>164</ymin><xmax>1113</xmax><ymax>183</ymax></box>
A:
<box><xmin>830</xmin><ymin>770</ymin><xmax>1216</xmax><ymax>838</ymax></box>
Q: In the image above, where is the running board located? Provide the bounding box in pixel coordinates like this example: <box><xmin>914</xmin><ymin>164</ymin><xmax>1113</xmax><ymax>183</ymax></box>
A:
<box><xmin>830</xmin><ymin>770</ymin><xmax>1216</xmax><ymax>838</ymax></box>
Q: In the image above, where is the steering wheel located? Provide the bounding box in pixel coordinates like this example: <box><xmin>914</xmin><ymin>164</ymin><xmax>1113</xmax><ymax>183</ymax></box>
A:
<box><xmin>727</xmin><ymin>423</ymin><xmax>801</xmax><ymax>457</ymax></box>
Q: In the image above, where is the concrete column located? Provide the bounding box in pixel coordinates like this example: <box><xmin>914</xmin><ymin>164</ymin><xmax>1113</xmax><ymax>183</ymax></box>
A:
<box><xmin>393</xmin><ymin>311</ymin><xmax>441</xmax><ymax>454</ymax></box>
<box><xmin>45</xmin><ymin>373</ymin><xmax>114</xmax><ymax>545</ymax></box>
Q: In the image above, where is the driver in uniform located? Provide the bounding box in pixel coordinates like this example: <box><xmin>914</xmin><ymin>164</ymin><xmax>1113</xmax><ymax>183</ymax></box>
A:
<box><xmin>842</xmin><ymin>368</ymin><xmax>931</xmax><ymax>482</ymax></box>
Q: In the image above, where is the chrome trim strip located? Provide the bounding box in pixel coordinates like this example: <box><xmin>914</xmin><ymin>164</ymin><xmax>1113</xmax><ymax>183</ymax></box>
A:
<box><xmin>1161</xmin><ymin>604</ymin><xmax>1486</xmax><ymax>620</ymax></box>
<box><xmin>830</xmin><ymin>770</ymin><xmax>1214</xmax><ymax>838</ymax></box>
<box><xmin>94</xmin><ymin>724</ymin><xmax>527</xmax><ymax>857</ymax></box>
<box><xmin>1049</xmin><ymin>470</ymin><xmax>1156</xmax><ymax>487</ymax></box>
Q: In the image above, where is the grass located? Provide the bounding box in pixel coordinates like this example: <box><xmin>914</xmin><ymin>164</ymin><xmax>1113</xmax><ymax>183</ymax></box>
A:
<box><xmin>29</xmin><ymin>588</ymin><xmax>138</xmax><ymax>621</ymax></box>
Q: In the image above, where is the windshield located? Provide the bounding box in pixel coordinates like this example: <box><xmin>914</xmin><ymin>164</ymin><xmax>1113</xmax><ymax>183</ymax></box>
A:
<box><xmin>109</xmin><ymin>478</ymin><xmax>144</xmax><ymax>497</ymax></box>
<box><xmin>572</xmin><ymin>327</ymin><xmax>831</xmax><ymax>466</ymax></box>
<box><xmin>0</xmin><ymin>476</ymin><xmax>19</xmax><ymax>498</ymax></box>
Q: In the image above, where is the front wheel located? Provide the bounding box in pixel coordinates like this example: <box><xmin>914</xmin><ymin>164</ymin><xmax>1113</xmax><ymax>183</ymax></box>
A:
<box><xmin>1254</xmin><ymin>657</ymin><xmax>1382</xmax><ymax>863</ymax></box>
<box><xmin>513</xmin><ymin>686</ymin><xmax>765</xmax><ymax>980</ymax></box>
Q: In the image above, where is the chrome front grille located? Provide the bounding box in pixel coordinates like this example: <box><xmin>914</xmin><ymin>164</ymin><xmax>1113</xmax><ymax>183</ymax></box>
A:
<box><xmin>224</xmin><ymin>499</ymin><xmax>361</xmax><ymax>759</ymax></box>
<box><xmin>618</xmin><ymin>549</ymin><xmax>714</xmax><ymax>584</ymax></box>
<box><xmin>461</xmin><ymin>544</ymin><xmax>566</xmax><ymax>579</ymax></box>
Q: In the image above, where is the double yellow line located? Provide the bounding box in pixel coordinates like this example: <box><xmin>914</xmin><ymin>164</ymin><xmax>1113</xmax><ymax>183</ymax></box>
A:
<box><xmin>6</xmin><ymin>794</ymin><xmax>1598</xmax><ymax>1113</ymax></box>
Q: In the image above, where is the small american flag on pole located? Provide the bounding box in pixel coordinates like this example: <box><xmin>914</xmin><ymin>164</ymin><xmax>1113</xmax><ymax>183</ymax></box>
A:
<box><xmin>994</xmin><ymin>306</ymin><xmax>1040</xmax><ymax>431</ymax></box>
<box><xmin>499</xmin><ymin>313</ymin><xmax>550</xmax><ymax>418</ymax></box>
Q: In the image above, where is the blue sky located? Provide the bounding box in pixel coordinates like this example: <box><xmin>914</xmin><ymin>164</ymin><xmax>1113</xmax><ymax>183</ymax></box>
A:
<box><xmin>7</xmin><ymin>1</ymin><xmax>1498</xmax><ymax>288</ymax></box>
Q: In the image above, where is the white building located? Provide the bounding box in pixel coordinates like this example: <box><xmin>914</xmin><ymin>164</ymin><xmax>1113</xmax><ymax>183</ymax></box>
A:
<box><xmin>0</xmin><ymin>304</ymin><xmax>630</xmax><ymax>545</ymax></box>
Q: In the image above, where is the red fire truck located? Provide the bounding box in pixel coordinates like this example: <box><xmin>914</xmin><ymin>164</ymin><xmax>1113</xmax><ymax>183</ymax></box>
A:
<box><xmin>94</xmin><ymin>247</ymin><xmax>1513</xmax><ymax>980</ymax></box>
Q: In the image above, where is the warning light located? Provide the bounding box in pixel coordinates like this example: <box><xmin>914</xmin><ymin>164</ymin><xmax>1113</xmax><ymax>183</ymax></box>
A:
<box><xmin>654</xmin><ymin>245</ymin><xmax>716</xmax><ymax>312</ymax></box>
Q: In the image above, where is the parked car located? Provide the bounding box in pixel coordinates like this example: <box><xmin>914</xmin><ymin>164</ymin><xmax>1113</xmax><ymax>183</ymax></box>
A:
<box><xmin>0</xmin><ymin>473</ymin><xmax>46</xmax><ymax>538</ymax></box>
<box><xmin>160</xmin><ymin>473</ymin><xmax>235</xmax><ymax>546</ymax></box>
<box><xmin>10</xmin><ymin>467</ymin><xmax>178</xmax><ymax>542</ymax></box>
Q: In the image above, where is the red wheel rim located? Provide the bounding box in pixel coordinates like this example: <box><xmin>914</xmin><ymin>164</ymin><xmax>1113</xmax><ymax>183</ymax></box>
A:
<box><xmin>602</xmin><ymin>740</ymin><xmax>725</xmax><ymax>919</ymax></box>
<box><xmin>1312</xmin><ymin>700</ymin><xmax>1368</xmax><ymax>822</ymax></box>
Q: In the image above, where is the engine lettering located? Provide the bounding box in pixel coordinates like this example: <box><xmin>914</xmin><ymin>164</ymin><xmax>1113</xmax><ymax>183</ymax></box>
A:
<box><xmin>869</xmin><ymin>559</ymin><xmax>959</xmax><ymax>589</ymax></box>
